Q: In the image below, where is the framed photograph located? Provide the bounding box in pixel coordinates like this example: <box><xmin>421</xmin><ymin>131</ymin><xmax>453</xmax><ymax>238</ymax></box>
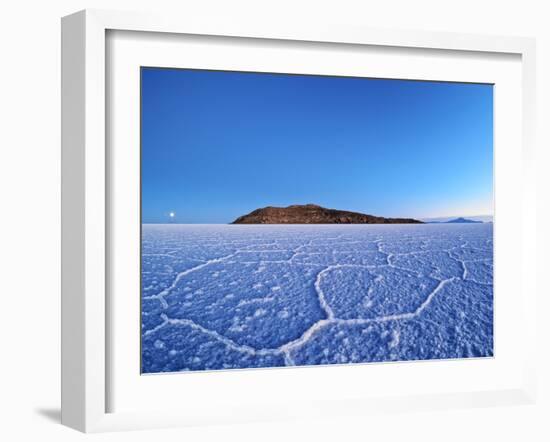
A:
<box><xmin>61</xmin><ymin>9</ymin><xmax>538</xmax><ymax>432</ymax></box>
<box><xmin>139</xmin><ymin>67</ymin><xmax>496</xmax><ymax>374</ymax></box>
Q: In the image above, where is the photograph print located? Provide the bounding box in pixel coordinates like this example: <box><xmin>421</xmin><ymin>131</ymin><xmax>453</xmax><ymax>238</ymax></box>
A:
<box><xmin>141</xmin><ymin>68</ymin><xmax>493</xmax><ymax>374</ymax></box>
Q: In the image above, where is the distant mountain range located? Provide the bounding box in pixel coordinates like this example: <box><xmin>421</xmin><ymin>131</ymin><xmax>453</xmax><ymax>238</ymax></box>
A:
<box><xmin>232</xmin><ymin>204</ymin><xmax>423</xmax><ymax>224</ymax></box>
<box><xmin>427</xmin><ymin>217</ymin><xmax>484</xmax><ymax>224</ymax></box>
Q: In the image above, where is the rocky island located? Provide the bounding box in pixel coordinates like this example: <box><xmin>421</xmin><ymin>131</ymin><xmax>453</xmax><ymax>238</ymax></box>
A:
<box><xmin>232</xmin><ymin>204</ymin><xmax>423</xmax><ymax>224</ymax></box>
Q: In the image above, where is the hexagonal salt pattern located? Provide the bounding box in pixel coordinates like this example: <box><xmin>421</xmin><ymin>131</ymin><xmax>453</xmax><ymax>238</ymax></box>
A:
<box><xmin>141</xmin><ymin>224</ymin><xmax>493</xmax><ymax>373</ymax></box>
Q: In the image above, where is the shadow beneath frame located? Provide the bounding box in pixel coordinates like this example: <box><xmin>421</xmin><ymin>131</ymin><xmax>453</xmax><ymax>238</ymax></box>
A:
<box><xmin>34</xmin><ymin>407</ymin><xmax>61</xmax><ymax>423</ymax></box>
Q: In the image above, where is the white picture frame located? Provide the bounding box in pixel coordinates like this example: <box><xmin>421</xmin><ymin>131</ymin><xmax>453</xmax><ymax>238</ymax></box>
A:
<box><xmin>61</xmin><ymin>9</ymin><xmax>538</xmax><ymax>433</ymax></box>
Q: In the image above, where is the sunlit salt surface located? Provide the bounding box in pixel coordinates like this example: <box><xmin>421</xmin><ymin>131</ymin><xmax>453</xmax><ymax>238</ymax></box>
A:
<box><xmin>141</xmin><ymin>224</ymin><xmax>493</xmax><ymax>373</ymax></box>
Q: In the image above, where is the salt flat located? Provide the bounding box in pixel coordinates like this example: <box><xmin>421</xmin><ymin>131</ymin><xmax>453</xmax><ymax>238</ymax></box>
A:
<box><xmin>141</xmin><ymin>224</ymin><xmax>493</xmax><ymax>373</ymax></box>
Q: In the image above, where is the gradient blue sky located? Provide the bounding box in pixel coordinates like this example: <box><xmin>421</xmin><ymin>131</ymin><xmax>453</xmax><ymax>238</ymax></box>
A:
<box><xmin>141</xmin><ymin>68</ymin><xmax>493</xmax><ymax>224</ymax></box>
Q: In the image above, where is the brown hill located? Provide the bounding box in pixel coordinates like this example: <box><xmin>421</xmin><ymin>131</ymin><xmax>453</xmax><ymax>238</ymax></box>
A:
<box><xmin>232</xmin><ymin>204</ymin><xmax>423</xmax><ymax>224</ymax></box>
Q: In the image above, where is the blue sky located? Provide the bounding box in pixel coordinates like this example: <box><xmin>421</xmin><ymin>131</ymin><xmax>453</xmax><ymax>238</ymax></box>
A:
<box><xmin>141</xmin><ymin>68</ymin><xmax>493</xmax><ymax>224</ymax></box>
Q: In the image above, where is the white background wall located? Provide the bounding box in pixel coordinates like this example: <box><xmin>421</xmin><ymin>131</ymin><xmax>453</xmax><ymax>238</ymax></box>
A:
<box><xmin>0</xmin><ymin>1</ymin><xmax>548</xmax><ymax>441</ymax></box>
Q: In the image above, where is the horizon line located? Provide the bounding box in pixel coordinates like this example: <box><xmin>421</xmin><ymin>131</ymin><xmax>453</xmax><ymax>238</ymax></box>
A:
<box><xmin>142</xmin><ymin>213</ymin><xmax>494</xmax><ymax>224</ymax></box>
<box><xmin>142</xmin><ymin>217</ymin><xmax>494</xmax><ymax>225</ymax></box>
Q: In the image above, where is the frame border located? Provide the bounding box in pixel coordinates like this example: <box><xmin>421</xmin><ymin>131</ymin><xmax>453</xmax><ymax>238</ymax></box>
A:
<box><xmin>61</xmin><ymin>9</ymin><xmax>537</xmax><ymax>432</ymax></box>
